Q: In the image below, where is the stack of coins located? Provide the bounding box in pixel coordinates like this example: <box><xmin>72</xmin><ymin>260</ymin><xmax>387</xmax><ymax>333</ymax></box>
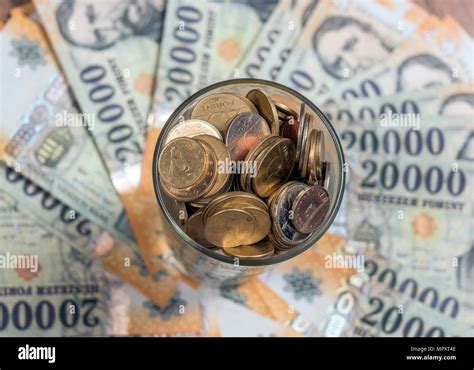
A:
<box><xmin>157</xmin><ymin>86</ymin><xmax>331</xmax><ymax>261</ymax></box>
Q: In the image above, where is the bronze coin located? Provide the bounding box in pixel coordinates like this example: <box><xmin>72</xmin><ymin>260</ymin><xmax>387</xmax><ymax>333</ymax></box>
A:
<box><xmin>274</xmin><ymin>101</ymin><xmax>298</xmax><ymax>120</ymax></box>
<box><xmin>191</xmin><ymin>93</ymin><xmax>256</xmax><ymax>136</ymax></box>
<box><xmin>185</xmin><ymin>210</ymin><xmax>215</xmax><ymax>248</ymax></box>
<box><xmin>223</xmin><ymin>240</ymin><xmax>274</xmax><ymax>259</ymax></box>
<box><xmin>291</xmin><ymin>185</ymin><xmax>330</xmax><ymax>234</ymax></box>
<box><xmin>240</xmin><ymin>135</ymin><xmax>279</xmax><ymax>191</ymax></box>
<box><xmin>195</xmin><ymin>135</ymin><xmax>232</xmax><ymax>197</ymax></box>
<box><xmin>204</xmin><ymin>208</ymin><xmax>255</xmax><ymax>248</ymax></box>
<box><xmin>159</xmin><ymin>137</ymin><xmax>207</xmax><ymax>189</ymax></box>
<box><xmin>253</xmin><ymin>138</ymin><xmax>296</xmax><ymax>198</ymax></box>
<box><xmin>225</xmin><ymin>112</ymin><xmax>271</xmax><ymax>161</ymax></box>
<box><xmin>281</xmin><ymin>119</ymin><xmax>300</xmax><ymax>142</ymax></box>
<box><xmin>246</xmin><ymin>89</ymin><xmax>279</xmax><ymax>135</ymax></box>
<box><xmin>164</xmin><ymin>119</ymin><xmax>222</xmax><ymax>144</ymax></box>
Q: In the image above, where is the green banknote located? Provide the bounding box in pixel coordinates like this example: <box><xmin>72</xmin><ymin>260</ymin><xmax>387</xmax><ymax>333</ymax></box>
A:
<box><xmin>34</xmin><ymin>0</ymin><xmax>166</xmax><ymax>190</ymax></box>
<box><xmin>0</xmin><ymin>198</ymin><xmax>112</xmax><ymax>336</ymax></box>
<box><xmin>275</xmin><ymin>0</ymin><xmax>430</xmax><ymax>101</ymax></box>
<box><xmin>331</xmin><ymin>280</ymin><xmax>471</xmax><ymax>337</ymax></box>
<box><xmin>0</xmin><ymin>164</ymin><xmax>179</xmax><ymax>307</ymax></box>
<box><xmin>323</xmin><ymin>83</ymin><xmax>474</xmax><ymax>123</ymax></box>
<box><xmin>325</xmin><ymin>17</ymin><xmax>474</xmax><ymax>104</ymax></box>
<box><xmin>260</xmin><ymin>238</ymin><xmax>471</xmax><ymax>336</ymax></box>
<box><xmin>0</xmin><ymin>10</ymin><xmax>133</xmax><ymax>243</ymax></box>
<box><xmin>234</xmin><ymin>0</ymin><xmax>318</xmax><ymax>80</ymax></box>
<box><xmin>338</xmin><ymin>115</ymin><xmax>473</xmax><ymax>284</ymax></box>
<box><xmin>0</xmin><ymin>197</ymin><xmax>202</xmax><ymax>336</ymax></box>
<box><xmin>152</xmin><ymin>0</ymin><xmax>279</xmax><ymax>126</ymax></box>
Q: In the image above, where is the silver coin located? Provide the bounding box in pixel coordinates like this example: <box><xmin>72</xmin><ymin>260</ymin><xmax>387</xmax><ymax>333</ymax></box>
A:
<box><xmin>298</xmin><ymin>113</ymin><xmax>310</xmax><ymax>173</ymax></box>
<box><xmin>296</xmin><ymin>102</ymin><xmax>306</xmax><ymax>165</ymax></box>
<box><xmin>164</xmin><ymin>119</ymin><xmax>222</xmax><ymax>144</ymax></box>
<box><xmin>225</xmin><ymin>112</ymin><xmax>271</xmax><ymax>162</ymax></box>
<box><xmin>272</xmin><ymin>182</ymin><xmax>310</xmax><ymax>247</ymax></box>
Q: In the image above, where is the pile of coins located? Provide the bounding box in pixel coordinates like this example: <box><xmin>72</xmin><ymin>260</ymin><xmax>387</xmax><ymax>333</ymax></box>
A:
<box><xmin>157</xmin><ymin>87</ymin><xmax>331</xmax><ymax>261</ymax></box>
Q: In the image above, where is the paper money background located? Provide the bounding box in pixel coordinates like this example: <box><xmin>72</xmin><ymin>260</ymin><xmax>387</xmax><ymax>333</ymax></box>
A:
<box><xmin>0</xmin><ymin>0</ymin><xmax>472</xmax><ymax>337</ymax></box>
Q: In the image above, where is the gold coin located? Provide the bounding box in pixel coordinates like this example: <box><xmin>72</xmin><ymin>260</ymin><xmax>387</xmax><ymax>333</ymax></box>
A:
<box><xmin>202</xmin><ymin>191</ymin><xmax>267</xmax><ymax>223</ymax></box>
<box><xmin>274</xmin><ymin>102</ymin><xmax>298</xmax><ymax>120</ymax></box>
<box><xmin>246</xmin><ymin>89</ymin><xmax>279</xmax><ymax>135</ymax></box>
<box><xmin>204</xmin><ymin>208</ymin><xmax>255</xmax><ymax>248</ymax></box>
<box><xmin>321</xmin><ymin>161</ymin><xmax>330</xmax><ymax>189</ymax></box>
<box><xmin>253</xmin><ymin>138</ymin><xmax>296</xmax><ymax>197</ymax></box>
<box><xmin>223</xmin><ymin>240</ymin><xmax>275</xmax><ymax>259</ymax></box>
<box><xmin>301</xmin><ymin>127</ymin><xmax>315</xmax><ymax>179</ymax></box>
<box><xmin>195</xmin><ymin>135</ymin><xmax>232</xmax><ymax>198</ymax></box>
<box><xmin>298</xmin><ymin>113</ymin><xmax>313</xmax><ymax>174</ymax></box>
<box><xmin>240</xmin><ymin>135</ymin><xmax>279</xmax><ymax>191</ymax></box>
<box><xmin>158</xmin><ymin>137</ymin><xmax>207</xmax><ymax>189</ymax></box>
<box><xmin>296</xmin><ymin>103</ymin><xmax>306</xmax><ymax>163</ymax></box>
<box><xmin>191</xmin><ymin>93</ymin><xmax>256</xmax><ymax>136</ymax></box>
<box><xmin>164</xmin><ymin>119</ymin><xmax>222</xmax><ymax>145</ymax></box>
<box><xmin>162</xmin><ymin>191</ymin><xmax>188</xmax><ymax>228</ymax></box>
<box><xmin>184</xmin><ymin>210</ymin><xmax>215</xmax><ymax>248</ymax></box>
<box><xmin>160</xmin><ymin>141</ymin><xmax>218</xmax><ymax>201</ymax></box>
<box><xmin>314</xmin><ymin>130</ymin><xmax>325</xmax><ymax>181</ymax></box>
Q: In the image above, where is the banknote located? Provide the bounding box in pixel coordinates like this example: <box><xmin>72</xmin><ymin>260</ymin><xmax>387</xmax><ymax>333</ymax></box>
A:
<box><xmin>331</xmin><ymin>280</ymin><xmax>471</xmax><ymax>337</ymax></box>
<box><xmin>261</xmin><ymin>232</ymin><xmax>472</xmax><ymax>336</ymax></box>
<box><xmin>323</xmin><ymin>83</ymin><xmax>474</xmax><ymax>123</ymax></box>
<box><xmin>339</xmin><ymin>115</ymin><xmax>473</xmax><ymax>283</ymax></box>
<box><xmin>0</xmin><ymin>10</ymin><xmax>134</xmax><ymax>243</ymax></box>
<box><xmin>276</xmin><ymin>0</ymin><xmax>430</xmax><ymax>101</ymax></box>
<box><xmin>109</xmin><ymin>281</ymin><xmax>202</xmax><ymax>336</ymax></box>
<box><xmin>325</xmin><ymin>15</ymin><xmax>474</xmax><ymax>104</ymax></box>
<box><xmin>0</xmin><ymin>198</ymin><xmax>112</xmax><ymax>336</ymax></box>
<box><xmin>259</xmin><ymin>234</ymin><xmax>358</xmax><ymax>331</ymax></box>
<box><xmin>0</xmin><ymin>164</ymin><xmax>178</xmax><ymax>307</ymax></box>
<box><xmin>152</xmin><ymin>0</ymin><xmax>279</xmax><ymax>127</ymax></box>
<box><xmin>362</xmin><ymin>253</ymin><xmax>474</xmax><ymax>327</ymax></box>
<box><xmin>234</xmin><ymin>0</ymin><xmax>318</xmax><ymax>80</ymax></box>
<box><xmin>199</xmin><ymin>286</ymin><xmax>303</xmax><ymax>337</ymax></box>
<box><xmin>32</xmin><ymin>0</ymin><xmax>184</xmax><ymax>272</ymax></box>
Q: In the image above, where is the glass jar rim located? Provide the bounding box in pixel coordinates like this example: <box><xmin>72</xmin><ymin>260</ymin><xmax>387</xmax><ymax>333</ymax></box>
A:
<box><xmin>152</xmin><ymin>78</ymin><xmax>345</xmax><ymax>267</ymax></box>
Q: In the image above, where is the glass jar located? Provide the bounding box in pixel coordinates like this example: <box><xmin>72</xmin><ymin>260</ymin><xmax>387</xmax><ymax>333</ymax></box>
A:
<box><xmin>152</xmin><ymin>79</ymin><xmax>345</xmax><ymax>286</ymax></box>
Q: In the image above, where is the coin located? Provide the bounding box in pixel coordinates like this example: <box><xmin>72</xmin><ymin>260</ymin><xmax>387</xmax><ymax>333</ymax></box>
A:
<box><xmin>295</xmin><ymin>103</ymin><xmax>306</xmax><ymax>166</ymax></box>
<box><xmin>313</xmin><ymin>130</ymin><xmax>325</xmax><ymax>181</ymax></box>
<box><xmin>253</xmin><ymin>138</ymin><xmax>296</xmax><ymax>197</ymax></box>
<box><xmin>240</xmin><ymin>135</ymin><xmax>279</xmax><ymax>191</ymax></box>
<box><xmin>203</xmin><ymin>191</ymin><xmax>267</xmax><ymax>221</ymax></box>
<box><xmin>299</xmin><ymin>114</ymin><xmax>312</xmax><ymax>174</ymax></box>
<box><xmin>321</xmin><ymin>161</ymin><xmax>330</xmax><ymax>189</ymax></box>
<box><xmin>204</xmin><ymin>208</ymin><xmax>255</xmax><ymax>248</ymax></box>
<box><xmin>225</xmin><ymin>112</ymin><xmax>271</xmax><ymax>161</ymax></box>
<box><xmin>246</xmin><ymin>89</ymin><xmax>279</xmax><ymax>135</ymax></box>
<box><xmin>291</xmin><ymin>185</ymin><xmax>330</xmax><ymax>234</ymax></box>
<box><xmin>281</xmin><ymin>119</ymin><xmax>299</xmax><ymax>142</ymax></box>
<box><xmin>274</xmin><ymin>102</ymin><xmax>298</xmax><ymax>120</ymax></box>
<box><xmin>191</xmin><ymin>93</ymin><xmax>256</xmax><ymax>136</ymax></box>
<box><xmin>185</xmin><ymin>210</ymin><xmax>215</xmax><ymax>248</ymax></box>
<box><xmin>160</xmin><ymin>140</ymin><xmax>218</xmax><ymax>201</ymax></box>
<box><xmin>270</xmin><ymin>181</ymin><xmax>310</xmax><ymax>249</ymax></box>
<box><xmin>164</xmin><ymin>119</ymin><xmax>222</xmax><ymax>144</ymax></box>
<box><xmin>195</xmin><ymin>135</ymin><xmax>232</xmax><ymax>197</ymax></box>
<box><xmin>223</xmin><ymin>240</ymin><xmax>274</xmax><ymax>259</ymax></box>
<box><xmin>159</xmin><ymin>137</ymin><xmax>207</xmax><ymax>189</ymax></box>
<box><xmin>162</xmin><ymin>191</ymin><xmax>188</xmax><ymax>228</ymax></box>
<box><xmin>303</xmin><ymin>127</ymin><xmax>316</xmax><ymax>180</ymax></box>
